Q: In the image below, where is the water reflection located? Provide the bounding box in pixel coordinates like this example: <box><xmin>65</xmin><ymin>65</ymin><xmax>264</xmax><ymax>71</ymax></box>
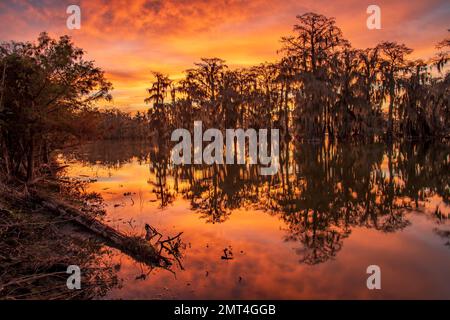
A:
<box><xmin>63</xmin><ymin>139</ymin><xmax>450</xmax><ymax>299</ymax></box>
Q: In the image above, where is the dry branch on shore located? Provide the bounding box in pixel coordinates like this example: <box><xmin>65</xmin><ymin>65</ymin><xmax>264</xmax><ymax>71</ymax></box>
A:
<box><xmin>0</xmin><ymin>204</ymin><xmax>119</xmax><ymax>299</ymax></box>
<box><xmin>33</xmin><ymin>191</ymin><xmax>172</xmax><ymax>267</ymax></box>
<box><xmin>0</xmin><ymin>178</ymin><xmax>188</xmax><ymax>299</ymax></box>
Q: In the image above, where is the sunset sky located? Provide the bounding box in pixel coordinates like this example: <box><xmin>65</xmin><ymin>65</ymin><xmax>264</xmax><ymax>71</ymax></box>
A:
<box><xmin>0</xmin><ymin>0</ymin><xmax>449</xmax><ymax>113</ymax></box>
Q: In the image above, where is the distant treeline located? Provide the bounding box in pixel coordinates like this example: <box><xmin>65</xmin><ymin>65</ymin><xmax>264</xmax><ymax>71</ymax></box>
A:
<box><xmin>0</xmin><ymin>12</ymin><xmax>449</xmax><ymax>185</ymax></box>
<box><xmin>144</xmin><ymin>13</ymin><xmax>449</xmax><ymax>144</ymax></box>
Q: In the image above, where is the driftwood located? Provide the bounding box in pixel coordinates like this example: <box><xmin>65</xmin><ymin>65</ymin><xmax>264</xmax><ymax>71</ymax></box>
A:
<box><xmin>0</xmin><ymin>184</ymin><xmax>181</xmax><ymax>268</ymax></box>
<box><xmin>31</xmin><ymin>191</ymin><xmax>172</xmax><ymax>267</ymax></box>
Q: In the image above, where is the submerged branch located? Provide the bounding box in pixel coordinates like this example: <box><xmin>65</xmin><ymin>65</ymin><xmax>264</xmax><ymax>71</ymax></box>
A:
<box><xmin>32</xmin><ymin>190</ymin><xmax>172</xmax><ymax>268</ymax></box>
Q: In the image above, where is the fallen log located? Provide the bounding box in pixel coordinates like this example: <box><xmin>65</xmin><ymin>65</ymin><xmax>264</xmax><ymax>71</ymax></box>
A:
<box><xmin>31</xmin><ymin>190</ymin><xmax>172</xmax><ymax>267</ymax></box>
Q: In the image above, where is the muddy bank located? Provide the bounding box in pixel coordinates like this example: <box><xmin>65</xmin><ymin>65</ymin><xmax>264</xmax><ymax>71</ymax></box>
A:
<box><xmin>0</xmin><ymin>179</ymin><xmax>181</xmax><ymax>299</ymax></box>
<box><xmin>0</xmin><ymin>195</ymin><xmax>120</xmax><ymax>299</ymax></box>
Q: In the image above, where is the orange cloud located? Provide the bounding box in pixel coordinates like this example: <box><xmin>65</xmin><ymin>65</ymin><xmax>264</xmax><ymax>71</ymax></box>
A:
<box><xmin>1</xmin><ymin>0</ymin><xmax>448</xmax><ymax>112</ymax></box>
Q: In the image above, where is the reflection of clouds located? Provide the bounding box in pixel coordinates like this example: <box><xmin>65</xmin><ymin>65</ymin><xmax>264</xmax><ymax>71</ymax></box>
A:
<box><xmin>63</xmin><ymin>140</ymin><xmax>450</xmax><ymax>298</ymax></box>
<box><xmin>104</xmin><ymin>212</ymin><xmax>450</xmax><ymax>299</ymax></box>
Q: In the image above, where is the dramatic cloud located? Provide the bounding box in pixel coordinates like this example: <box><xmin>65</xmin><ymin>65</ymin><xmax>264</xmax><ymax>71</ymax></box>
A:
<box><xmin>1</xmin><ymin>0</ymin><xmax>448</xmax><ymax>112</ymax></box>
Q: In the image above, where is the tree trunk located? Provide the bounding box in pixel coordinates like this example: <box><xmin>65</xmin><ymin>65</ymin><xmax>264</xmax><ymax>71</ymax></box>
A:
<box><xmin>284</xmin><ymin>83</ymin><xmax>289</xmax><ymax>141</ymax></box>
<box><xmin>1</xmin><ymin>134</ymin><xmax>11</xmax><ymax>181</ymax></box>
<box><xmin>30</xmin><ymin>191</ymin><xmax>171</xmax><ymax>267</ymax></box>
<box><xmin>26</xmin><ymin>130</ymin><xmax>35</xmax><ymax>183</ymax></box>
<box><xmin>387</xmin><ymin>78</ymin><xmax>395</xmax><ymax>139</ymax></box>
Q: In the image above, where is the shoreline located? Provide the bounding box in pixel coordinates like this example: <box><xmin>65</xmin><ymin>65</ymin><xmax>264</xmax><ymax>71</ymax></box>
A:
<box><xmin>0</xmin><ymin>178</ymin><xmax>174</xmax><ymax>300</ymax></box>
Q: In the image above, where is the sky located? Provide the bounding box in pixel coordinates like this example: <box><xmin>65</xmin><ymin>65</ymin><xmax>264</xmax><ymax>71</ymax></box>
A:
<box><xmin>0</xmin><ymin>0</ymin><xmax>449</xmax><ymax>113</ymax></box>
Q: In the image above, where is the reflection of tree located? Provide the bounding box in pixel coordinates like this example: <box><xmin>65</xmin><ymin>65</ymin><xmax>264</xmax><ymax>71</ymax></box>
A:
<box><xmin>187</xmin><ymin>165</ymin><xmax>233</xmax><ymax>224</ymax></box>
<box><xmin>273</xmin><ymin>141</ymin><xmax>414</xmax><ymax>264</ymax></box>
<box><xmin>176</xmin><ymin>163</ymin><xmax>267</xmax><ymax>223</ymax></box>
<box><xmin>282</xmin><ymin>209</ymin><xmax>349</xmax><ymax>265</ymax></box>
<box><xmin>167</xmin><ymin>139</ymin><xmax>448</xmax><ymax>264</ymax></box>
<box><xmin>148</xmin><ymin>144</ymin><xmax>174</xmax><ymax>208</ymax></box>
<box><xmin>67</xmin><ymin>139</ymin><xmax>450</xmax><ymax>264</ymax></box>
<box><xmin>66</xmin><ymin>140</ymin><xmax>150</xmax><ymax>169</ymax></box>
<box><xmin>275</xmin><ymin>141</ymin><xmax>450</xmax><ymax>264</ymax></box>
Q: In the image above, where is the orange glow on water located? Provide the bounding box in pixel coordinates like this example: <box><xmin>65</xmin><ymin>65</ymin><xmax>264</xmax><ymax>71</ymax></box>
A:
<box><xmin>61</xmin><ymin>147</ymin><xmax>450</xmax><ymax>299</ymax></box>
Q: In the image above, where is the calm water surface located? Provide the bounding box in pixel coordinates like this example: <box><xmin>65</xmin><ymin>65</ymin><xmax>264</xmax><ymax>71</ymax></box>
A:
<box><xmin>61</xmin><ymin>140</ymin><xmax>450</xmax><ymax>299</ymax></box>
